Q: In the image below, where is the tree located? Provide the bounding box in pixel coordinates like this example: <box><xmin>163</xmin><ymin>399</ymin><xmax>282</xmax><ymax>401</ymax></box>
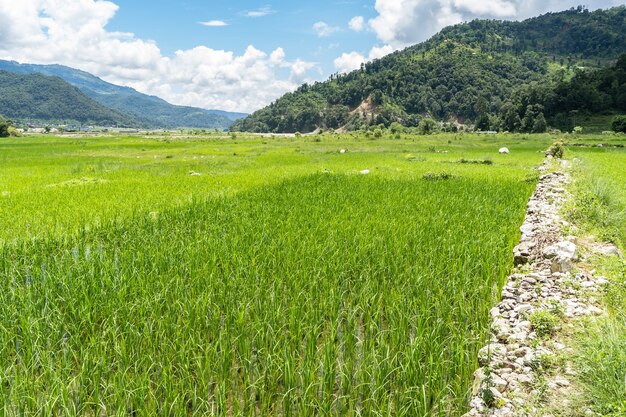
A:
<box><xmin>612</xmin><ymin>116</ymin><xmax>626</xmax><ymax>133</ymax></box>
<box><xmin>532</xmin><ymin>112</ymin><xmax>548</xmax><ymax>133</ymax></box>
<box><xmin>0</xmin><ymin>116</ymin><xmax>11</xmax><ymax>137</ymax></box>
<box><xmin>499</xmin><ymin>102</ymin><xmax>521</xmax><ymax>132</ymax></box>
<box><xmin>521</xmin><ymin>105</ymin><xmax>543</xmax><ymax>133</ymax></box>
<box><xmin>475</xmin><ymin>113</ymin><xmax>491</xmax><ymax>131</ymax></box>
<box><xmin>417</xmin><ymin>118</ymin><xmax>437</xmax><ymax>135</ymax></box>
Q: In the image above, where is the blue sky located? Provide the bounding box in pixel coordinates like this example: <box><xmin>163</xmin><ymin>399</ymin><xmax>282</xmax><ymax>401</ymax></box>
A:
<box><xmin>106</xmin><ymin>0</ymin><xmax>379</xmax><ymax>74</ymax></box>
<box><xmin>0</xmin><ymin>0</ymin><xmax>624</xmax><ymax>112</ymax></box>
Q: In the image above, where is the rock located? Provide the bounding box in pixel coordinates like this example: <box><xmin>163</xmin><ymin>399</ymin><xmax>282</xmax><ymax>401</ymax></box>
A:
<box><xmin>544</xmin><ymin>241</ymin><xmax>577</xmax><ymax>260</ymax></box>
<box><xmin>493</xmin><ymin>318</ymin><xmax>511</xmax><ymax>339</ymax></box>
<box><xmin>499</xmin><ymin>147</ymin><xmax>510</xmax><ymax>154</ymax></box>
<box><xmin>587</xmin><ymin>306</ymin><xmax>603</xmax><ymax>315</ymax></box>
<box><xmin>593</xmin><ymin>243</ymin><xmax>624</xmax><ymax>258</ymax></box>
<box><xmin>478</xmin><ymin>344</ymin><xmax>507</xmax><ymax>364</ymax></box>
<box><xmin>470</xmin><ymin>397</ymin><xmax>487</xmax><ymax>412</ymax></box>
<box><xmin>359</xmin><ymin>169</ymin><xmax>370</xmax><ymax>175</ymax></box>
<box><xmin>507</xmin><ymin>332</ymin><xmax>528</xmax><ymax>343</ymax></box>
<box><xmin>189</xmin><ymin>171</ymin><xmax>202</xmax><ymax>177</ymax></box>
<box><xmin>555</xmin><ymin>377</ymin><xmax>570</xmax><ymax>387</ymax></box>
<box><xmin>492</xmin><ymin>374</ymin><xmax>508</xmax><ymax>393</ymax></box>
<box><xmin>551</xmin><ymin>257</ymin><xmax>573</xmax><ymax>273</ymax></box>
<box><xmin>339</xmin><ymin>149</ymin><xmax>347</xmax><ymax>154</ymax></box>
<box><xmin>489</xmin><ymin>386</ymin><xmax>503</xmax><ymax>399</ymax></box>
<box><xmin>514</xmin><ymin>304</ymin><xmax>533</xmax><ymax>315</ymax></box>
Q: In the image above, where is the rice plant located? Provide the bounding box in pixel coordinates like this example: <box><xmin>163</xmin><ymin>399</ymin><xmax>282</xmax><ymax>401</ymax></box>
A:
<box><xmin>0</xmin><ymin>132</ymin><xmax>549</xmax><ymax>415</ymax></box>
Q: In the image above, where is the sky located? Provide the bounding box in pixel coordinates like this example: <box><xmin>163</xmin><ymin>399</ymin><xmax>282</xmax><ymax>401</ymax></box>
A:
<box><xmin>0</xmin><ymin>0</ymin><xmax>624</xmax><ymax>113</ymax></box>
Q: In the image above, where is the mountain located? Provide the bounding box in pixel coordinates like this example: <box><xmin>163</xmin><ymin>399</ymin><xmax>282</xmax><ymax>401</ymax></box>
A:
<box><xmin>233</xmin><ymin>6</ymin><xmax>626</xmax><ymax>133</ymax></box>
<box><xmin>0</xmin><ymin>71</ymin><xmax>137</xmax><ymax>126</ymax></box>
<box><xmin>0</xmin><ymin>61</ymin><xmax>246</xmax><ymax>129</ymax></box>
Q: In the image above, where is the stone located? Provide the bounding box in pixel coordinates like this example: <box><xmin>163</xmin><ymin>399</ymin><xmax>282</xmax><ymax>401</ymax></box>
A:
<box><xmin>339</xmin><ymin>149</ymin><xmax>347</xmax><ymax>154</ymax></box>
<box><xmin>359</xmin><ymin>169</ymin><xmax>370</xmax><ymax>175</ymax></box>
<box><xmin>544</xmin><ymin>241</ymin><xmax>577</xmax><ymax>260</ymax></box>
<box><xmin>492</xmin><ymin>374</ymin><xmax>508</xmax><ymax>392</ymax></box>
<box><xmin>551</xmin><ymin>257</ymin><xmax>573</xmax><ymax>273</ymax></box>
<box><xmin>514</xmin><ymin>304</ymin><xmax>533</xmax><ymax>315</ymax></box>
<box><xmin>593</xmin><ymin>243</ymin><xmax>623</xmax><ymax>258</ymax></box>
<box><xmin>493</xmin><ymin>318</ymin><xmax>511</xmax><ymax>339</ymax></box>
<box><xmin>499</xmin><ymin>147</ymin><xmax>510</xmax><ymax>154</ymax></box>
<box><xmin>489</xmin><ymin>387</ymin><xmax>503</xmax><ymax>399</ymax></box>
<box><xmin>514</xmin><ymin>249</ymin><xmax>532</xmax><ymax>265</ymax></box>
<box><xmin>555</xmin><ymin>377</ymin><xmax>570</xmax><ymax>387</ymax></box>
<box><xmin>507</xmin><ymin>332</ymin><xmax>528</xmax><ymax>343</ymax></box>
<box><xmin>478</xmin><ymin>344</ymin><xmax>507</xmax><ymax>364</ymax></box>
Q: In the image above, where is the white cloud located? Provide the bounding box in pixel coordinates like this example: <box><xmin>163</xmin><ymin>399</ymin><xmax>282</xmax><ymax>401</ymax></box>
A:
<box><xmin>0</xmin><ymin>0</ymin><xmax>317</xmax><ymax>113</ymax></box>
<box><xmin>368</xmin><ymin>0</ymin><xmax>626</xmax><ymax>48</ymax></box>
<box><xmin>199</xmin><ymin>20</ymin><xmax>228</xmax><ymax>27</ymax></box>
<box><xmin>334</xmin><ymin>44</ymin><xmax>395</xmax><ymax>73</ymax></box>
<box><xmin>243</xmin><ymin>6</ymin><xmax>275</xmax><ymax>18</ymax></box>
<box><xmin>313</xmin><ymin>21</ymin><xmax>340</xmax><ymax>37</ymax></box>
<box><xmin>334</xmin><ymin>52</ymin><xmax>366</xmax><ymax>73</ymax></box>
<box><xmin>348</xmin><ymin>16</ymin><xmax>365</xmax><ymax>32</ymax></box>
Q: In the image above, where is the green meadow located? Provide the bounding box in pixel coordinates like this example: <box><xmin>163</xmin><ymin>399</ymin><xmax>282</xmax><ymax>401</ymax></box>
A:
<box><xmin>1</xmin><ymin>132</ymin><xmax>551</xmax><ymax>415</ymax></box>
<box><xmin>566</xmin><ymin>140</ymin><xmax>626</xmax><ymax>415</ymax></box>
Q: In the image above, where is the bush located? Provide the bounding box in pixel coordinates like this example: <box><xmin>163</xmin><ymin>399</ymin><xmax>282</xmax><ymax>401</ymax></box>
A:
<box><xmin>373</xmin><ymin>128</ymin><xmax>383</xmax><ymax>138</ymax></box>
<box><xmin>418</xmin><ymin>118</ymin><xmax>438</xmax><ymax>135</ymax></box>
<box><xmin>529</xmin><ymin>310</ymin><xmax>559</xmax><ymax>338</ymax></box>
<box><xmin>0</xmin><ymin>117</ymin><xmax>11</xmax><ymax>137</ymax></box>
<box><xmin>612</xmin><ymin>116</ymin><xmax>626</xmax><ymax>133</ymax></box>
<box><xmin>546</xmin><ymin>141</ymin><xmax>565</xmax><ymax>158</ymax></box>
<box><xmin>7</xmin><ymin>126</ymin><xmax>21</xmax><ymax>137</ymax></box>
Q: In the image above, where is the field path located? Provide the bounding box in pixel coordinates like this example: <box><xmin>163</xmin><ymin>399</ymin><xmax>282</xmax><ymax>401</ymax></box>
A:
<box><xmin>464</xmin><ymin>155</ymin><xmax>613</xmax><ymax>416</ymax></box>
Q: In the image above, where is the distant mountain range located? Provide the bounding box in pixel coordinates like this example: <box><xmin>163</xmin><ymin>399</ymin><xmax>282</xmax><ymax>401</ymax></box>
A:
<box><xmin>233</xmin><ymin>6</ymin><xmax>626</xmax><ymax>133</ymax></box>
<box><xmin>0</xmin><ymin>60</ymin><xmax>246</xmax><ymax>129</ymax></box>
<box><xmin>0</xmin><ymin>70</ymin><xmax>136</xmax><ymax>127</ymax></box>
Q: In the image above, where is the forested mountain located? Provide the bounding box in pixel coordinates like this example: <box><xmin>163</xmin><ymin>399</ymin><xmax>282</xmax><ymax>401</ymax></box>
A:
<box><xmin>233</xmin><ymin>6</ymin><xmax>626</xmax><ymax>133</ymax></box>
<box><xmin>0</xmin><ymin>61</ymin><xmax>246</xmax><ymax>129</ymax></box>
<box><xmin>0</xmin><ymin>71</ymin><xmax>136</xmax><ymax>126</ymax></box>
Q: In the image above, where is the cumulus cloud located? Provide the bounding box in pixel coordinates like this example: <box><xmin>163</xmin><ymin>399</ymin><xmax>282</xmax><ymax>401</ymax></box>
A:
<box><xmin>348</xmin><ymin>16</ymin><xmax>365</xmax><ymax>32</ymax></box>
<box><xmin>199</xmin><ymin>20</ymin><xmax>228</xmax><ymax>27</ymax></box>
<box><xmin>313</xmin><ymin>21</ymin><xmax>340</xmax><ymax>37</ymax></box>
<box><xmin>0</xmin><ymin>0</ymin><xmax>316</xmax><ymax>113</ymax></box>
<box><xmin>369</xmin><ymin>0</ymin><xmax>626</xmax><ymax>49</ymax></box>
<box><xmin>334</xmin><ymin>44</ymin><xmax>395</xmax><ymax>73</ymax></box>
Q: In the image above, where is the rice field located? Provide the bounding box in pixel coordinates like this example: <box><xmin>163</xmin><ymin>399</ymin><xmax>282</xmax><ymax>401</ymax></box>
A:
<box><xmin>0</xmin><ymin>132</ymin><xmax>551</xmax><ymax>416</ymax></box>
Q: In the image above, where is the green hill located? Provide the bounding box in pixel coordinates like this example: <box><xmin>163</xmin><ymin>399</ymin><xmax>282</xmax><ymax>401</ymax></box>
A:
<box><xmin>0</xmin><ymin>60</ymin><xmax>246</xmax><ymax>130</ymax></box>
<box><xmin>233</xmin><ymin>6</ymin><xmax>626</xmax><ymax>133</ymax></box>
<box><xmin>0</xmin><ymin>71</ymin><xmax>137</xmax><ymax>127</ymax></box>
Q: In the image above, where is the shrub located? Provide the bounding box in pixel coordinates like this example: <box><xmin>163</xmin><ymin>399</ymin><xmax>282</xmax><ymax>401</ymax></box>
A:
<box><xmin>529</xmin><ymin>310</ymin><xmax>559</xmax><ymax>338</ymax></box>
<box><xmin>546</xmin><ymin>141</ymin><xmax>565</xmax><ymax>158</ymax></box>
<box><xmin>612</xmin><ymin>116</ymin><xmax>626</xmax><ymax>133</ymax></box>
<box><xmin>418</xmin><ymin>118</ymin><xmax>437</xmax><ymax>135</ymax></box>
<box><xmin>0</xmin><ymin>116</ymin><xmax>11</xmax><ymax>137</ymax></box>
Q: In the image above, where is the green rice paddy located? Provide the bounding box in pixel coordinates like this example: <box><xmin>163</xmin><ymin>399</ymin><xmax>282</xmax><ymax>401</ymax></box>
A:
<box><xmin>0</xmin><ymin>133</ymin><xmax>552</xmax><ymax>415</ymax></box>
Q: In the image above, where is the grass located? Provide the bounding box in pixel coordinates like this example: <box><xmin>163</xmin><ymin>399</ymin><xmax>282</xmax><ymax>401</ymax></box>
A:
<box><xmin>0</xmin><ymin>132</ymin><xmax>549</xmax><ymax>243</ymax></box>
<box><xmin>565</xmin><ymin>140</ymin><xmax>626</xmax><ymax>416</ymax></box>
<box><xmin>0</xmin><ymin>132</ymin><xmax>551</xmax><ymax>415</ymax></box>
